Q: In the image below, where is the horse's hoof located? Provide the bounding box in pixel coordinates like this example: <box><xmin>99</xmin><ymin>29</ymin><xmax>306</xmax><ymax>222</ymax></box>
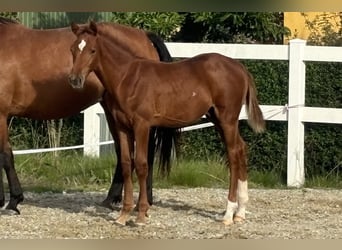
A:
<box><xmin>114</xmin><ymin>219</ymin><xmax>126</xmax><ymax>226</ymax></box>
<box><xmin>112</xmin><ymin>195</ymin><xmax>123</xmax><ymax>204</ymax></box>
<box><xmin>222</xmin><ymin>219</ymin><xmax>234</xmax><ymax>226</ymax></box>
<box><xmin>5</xmin><ymin>203</ymin><xmax>20</xmax><ymax>215</ymax></box>
<box><xmin>98</xmin><ymin>200</ymin><xmax>115</xmax><ymax>210</ymax></box>
<box><xmin>135</xmin><ymin>217</ymin><xmax>147</xmax><ymax>226</ymax></box>
<box><xmin>233</xmin><ymin>215</ymin><xmax>245</xmax><ymax>223</ymax></box>
<box><xmin>115</xmin><ymin>214</ymin><xmax>129</xmax><ymax>226</ymax></box>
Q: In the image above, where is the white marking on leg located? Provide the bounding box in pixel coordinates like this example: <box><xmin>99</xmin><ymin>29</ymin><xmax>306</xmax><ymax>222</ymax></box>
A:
<box><xmin>235</xmin><ymin>179</ymin><xmax>248</xmax><ymax>220</ymax></box>
<box><xmin>78</xmin><ymin>39</ymin><xmax>86</xmax><ymax>53</ymax></box>
<box><xmin>222</xmin><ymin>200</ymin><xmax>238</xmax><ymax>225</ymax></box>
<box><xmin>1</xmin><ymin>201</ymin><xmax>9</xmax><ymax>210</ymax></box>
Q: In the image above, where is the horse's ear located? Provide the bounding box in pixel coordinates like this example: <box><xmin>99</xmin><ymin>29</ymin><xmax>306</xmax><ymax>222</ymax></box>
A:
<box><xmin>71</xmin><ymin>22</ymin><xmax>79</xmax><ymax>35</ymax></box>
<box><xmin>89</xmin><ymin>21</ymin><xmax>98</xmax><ymax>35</ymax></box>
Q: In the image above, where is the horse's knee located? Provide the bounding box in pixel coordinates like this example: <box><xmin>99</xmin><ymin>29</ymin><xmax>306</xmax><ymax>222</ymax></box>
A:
<box><xmin>120</xmin><ymin>161</ymin><xmax>132</xmax><ymax>179</ymax></box>
<box><xmin>135</xmin><ymin>159</ymin><xmax>148</xmax><ymax>179</ymax></box>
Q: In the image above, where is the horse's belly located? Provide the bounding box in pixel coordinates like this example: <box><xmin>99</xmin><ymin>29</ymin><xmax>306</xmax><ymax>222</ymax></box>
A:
<box><xmin>12</xmin><ymin>79</ymin><xmax>104</xmax><ymax>120</ymax></box>
<box><xmin>153</xmin><ymin>96</ymin><xmax>210</xmax><ymax>128</ymax></box>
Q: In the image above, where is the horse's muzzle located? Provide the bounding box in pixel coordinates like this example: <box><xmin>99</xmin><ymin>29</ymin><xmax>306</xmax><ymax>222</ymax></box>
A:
<box><xmin>68</xmin><ymin>74</ymin><xmax>85</xmax><ymax>89</ymax></box>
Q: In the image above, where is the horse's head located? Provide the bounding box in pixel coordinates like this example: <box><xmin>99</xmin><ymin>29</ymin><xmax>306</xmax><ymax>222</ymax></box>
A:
<box><xmin>68</xmin><ymin>21</ymin><xmax>99</xmax><ymax>89</ymax></box>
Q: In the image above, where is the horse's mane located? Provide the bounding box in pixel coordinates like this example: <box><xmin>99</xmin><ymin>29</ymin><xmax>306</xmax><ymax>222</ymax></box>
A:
<box><xmin>77</xmin><ymin>22</ymin><xmax>145</xmax><ymax>60</ymax></box>
<box><xmin>0</xmin><ymin>17</ymin><xmax>19</xmax><ymax>25</ymax></box>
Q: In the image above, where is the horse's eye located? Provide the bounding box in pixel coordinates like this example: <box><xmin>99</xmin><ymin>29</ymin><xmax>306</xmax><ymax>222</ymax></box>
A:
<box><xmin>91</xmin><ymin>49</ymin><xmax>96</xmax><ymax>54</ymax></box>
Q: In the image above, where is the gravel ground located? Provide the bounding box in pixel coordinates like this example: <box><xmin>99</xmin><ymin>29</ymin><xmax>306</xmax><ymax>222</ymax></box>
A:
<box><xmin>0</xmin><ymin>188</ymin><xmax>341</xmax><ymax>239</ymax></box>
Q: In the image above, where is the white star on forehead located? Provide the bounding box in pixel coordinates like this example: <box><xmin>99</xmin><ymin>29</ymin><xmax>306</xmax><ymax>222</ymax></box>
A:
<box><xmin>78</xmin><ymin>39</ymin><xmax>86</xmax><ymax>52</ymax></box>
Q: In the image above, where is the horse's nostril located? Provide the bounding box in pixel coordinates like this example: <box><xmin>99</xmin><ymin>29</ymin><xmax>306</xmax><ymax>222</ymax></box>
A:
<box><xmin>68</xmin><ymin>74</ymin><xmax>84</xmax><ymax>89</ymax></box>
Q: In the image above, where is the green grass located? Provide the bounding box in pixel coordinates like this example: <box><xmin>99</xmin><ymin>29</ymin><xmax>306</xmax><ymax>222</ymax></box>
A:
<box><xmin>10</xmin><ymin>152</ymin><xmax>342</xmax><ymax>193</ymax></box>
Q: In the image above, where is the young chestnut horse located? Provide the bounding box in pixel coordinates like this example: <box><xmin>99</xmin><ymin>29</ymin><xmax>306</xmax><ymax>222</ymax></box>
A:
<box><xmin>69</xmin><ymin>22</ymin><xmax>265</xmax><ymax>226</ymax></box>
<box><xmin>0</xmin><ymin>17</ymin><xmax>176</xmax><ymax>214</ymax></box>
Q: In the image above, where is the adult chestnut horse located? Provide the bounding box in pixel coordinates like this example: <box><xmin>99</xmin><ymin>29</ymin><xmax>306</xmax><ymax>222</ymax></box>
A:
<box><xmin>0</xmin><ymin>17</ymin><xmax>176</xmax><ymax>214</ymax></box>
<box><xmin>69</xmin><ymin>21</ymin><xmax>265</xmax><ymax>226</ymax></box>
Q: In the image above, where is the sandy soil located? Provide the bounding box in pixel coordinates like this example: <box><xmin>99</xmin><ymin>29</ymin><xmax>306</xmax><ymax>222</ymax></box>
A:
<box><xmin>0</xmin><ymin>188</ymin><xmax>341</xmax><ymax>239</ymax></box>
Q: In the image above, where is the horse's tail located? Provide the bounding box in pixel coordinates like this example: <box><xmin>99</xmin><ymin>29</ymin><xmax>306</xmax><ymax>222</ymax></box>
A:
<box><xmin>146</xmin><ymin>31</ymin><xmax>173</xmax><ymax>62</ymax></box>
<box><xmin>245</xmin><ymin>70</ymin><xmax>266</xmax><ymax>133</ymax></box>
<box><xmin>146</xmin><ymin>31</ymin><xmax>180</xmax><ymax>176</ymax></box>
<box><xmin>155</xmin><ymin>127</ymin><xmax>180</xmax><ymax>177</ymax></box>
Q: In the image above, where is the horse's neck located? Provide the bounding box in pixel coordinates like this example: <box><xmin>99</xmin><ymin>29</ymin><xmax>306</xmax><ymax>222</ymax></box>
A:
<box><xmin>95</xmin><ymin>37</ymin><xmax>136</xmax><ymax>92</ymax></box>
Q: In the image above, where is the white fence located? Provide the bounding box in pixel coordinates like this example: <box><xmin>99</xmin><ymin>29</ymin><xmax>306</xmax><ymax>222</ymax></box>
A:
<box><xmin>15</xmin><ymin>39</ymin><xmax>342</xmax><ymax>188</ymax></box>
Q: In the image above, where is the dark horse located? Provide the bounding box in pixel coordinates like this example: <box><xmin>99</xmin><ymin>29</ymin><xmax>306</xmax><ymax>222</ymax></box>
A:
<box><xmin>69</xmin><ymin>22</ymin><xmax>265</xmax><ymax>226</ymax></box>
<box><xmin>0</xmin><ymin>17</ymin><xmax>177</xmax><ymax>214</ymax></box>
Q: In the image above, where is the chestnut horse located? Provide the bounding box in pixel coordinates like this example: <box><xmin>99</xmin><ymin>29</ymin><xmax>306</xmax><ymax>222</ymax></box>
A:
<box><xmin>0</xmin><ymin>17</ymin><xmax>177</xmax><ymax>214</ymax></box>
<box><xmin>69</xmin><ymin>22</ymin><xmax>265</xmax><ymax>226</ymax></box>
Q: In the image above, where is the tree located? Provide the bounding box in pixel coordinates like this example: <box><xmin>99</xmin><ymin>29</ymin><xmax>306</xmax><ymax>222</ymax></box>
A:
<box><xmin>111</xmin><ymin>12</ymin><xmax>185</xmax><ymax>41</ymax></box>
<box><xmin>110</xmin><ymin>12</ymin><xmax>291</xmax><ymax>44</ymax></box>
<box><xmin>175</xmin><ymin>12</ymin><xmax>291</xmax><ymax>44</ymax></box>
<box><xmin>0</xmin><ymin>12</ymin><xmax>18</xmax><ymax>20</ymax></box>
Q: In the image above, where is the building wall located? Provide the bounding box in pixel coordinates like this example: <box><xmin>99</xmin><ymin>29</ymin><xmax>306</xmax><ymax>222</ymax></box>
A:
<box><xmin>17</xmin><ymin>12</ymin><xmax>113</xmax><ymax>28</ymax></box>
<box><xmin>284</xmin><ymin>12</ymin><xmax>341</xmax><ymax>44</ymax></box>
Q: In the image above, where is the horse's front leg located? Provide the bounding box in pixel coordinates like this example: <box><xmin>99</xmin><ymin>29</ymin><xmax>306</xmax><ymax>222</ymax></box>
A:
<box><xmin>0</xmin><ymin>116</ymin><xmax>23</xmax><ymax>214</ymax></box>
<box><xmin>114</xmin><ymin>129</ymin><xmax>135</xmax><ymax>226</ymax></box>
<box><xmin>134</xmin><ymin>123</ymin><xmax>151</xmax><ymax>225</ymax></box>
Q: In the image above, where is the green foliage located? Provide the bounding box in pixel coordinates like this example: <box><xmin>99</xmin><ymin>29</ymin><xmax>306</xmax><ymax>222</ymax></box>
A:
<box><xmin>9</xmin><ymin>116</ymin><xmax>83</xmax><ymax>150</ymax></box>
<box><xmin>305</xmin><ymin>123</ymin><xmax>342</xmax><ymax>178</ymax></box>
<box><xmin>111</xmin><ymin>12</ymin><xmax>185</xmax><ymax>40</ymax></box>
<box><xmin>15</xmin><ymin>153</ymin><xmax>290</xmax><ymax>191</ymax></box>
<box><xmin>306</xmin><ymin>62</ymin><xmax>342</xmax><ymax>108</ymax></box>
<box><xmin>15</xmin><ymin>152</ymin><xmax>114</xmax><ymax>192</ymax></box>
<box><xmin>0</xmin><ymin>12</ymin><xmax>18</xmax><ymax>20</ymax></box>
<box><xmin>176</xmin><ymin>12</ymin><xmax>291</xmax><ymax>43</ymax></box>
<box><xmin>17</xmin><ymin>153</ymin><xmax>340</xmax><ymax>190</ymax></box>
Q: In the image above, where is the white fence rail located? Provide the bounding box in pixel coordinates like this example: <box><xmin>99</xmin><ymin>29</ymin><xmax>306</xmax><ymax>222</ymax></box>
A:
<box><xmin>14</xmin><ymin>39</ymin><xmax>342</xmax><ymax>188</ymax></box>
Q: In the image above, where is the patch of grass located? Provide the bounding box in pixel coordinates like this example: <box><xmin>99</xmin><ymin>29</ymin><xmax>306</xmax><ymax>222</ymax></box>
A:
<box><xmin>247</xmin><ymin>170</ymin><xmax>286</xmax><ymax>188</ymax></box>
<box><xmin>11</xmin><ymin>153</ymin><xmax>341</xmax><ymax>193</ymax></box>
<box><xmin>305</xmin><ymin>176</ymin><xmax>342</xmax><ymax>189</ymax></box>
<box><xmin>154</xmin><ymin>158</ymin><xmax>228</xmax><ymax>189</ymax></box>
<box><xmin>14</xmin><ymin>151</ymin><xmax>115</xmax><ymax>192</ymax></box>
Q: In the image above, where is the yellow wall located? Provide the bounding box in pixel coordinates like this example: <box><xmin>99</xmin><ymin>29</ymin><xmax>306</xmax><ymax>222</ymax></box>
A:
<box><xmin>284</xmin><ymin>12</ymin><xmax>341</xmax><ymax>44</ymax></box>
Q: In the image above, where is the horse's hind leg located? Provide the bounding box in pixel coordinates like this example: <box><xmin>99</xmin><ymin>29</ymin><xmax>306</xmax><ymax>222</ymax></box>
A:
<box><xmin>232</xmin><ymin>137</ymin><xmax>248</xmax><ymax>223</ymax></box>
<box><xmin>218</xmin><ymin>120</ymin><xmax>248</xmax><ymax>226</ymax></box>
<box><xmin>0</xmin><ymin>154</ymin><xmax>4</xmax><ymax>208</ymax></box>
<box><xmin>0</xmin><ymin>116</ymin><xmax>23</xmax><ymax>214</ymax></box>
<box><xmin>100</xmin><ymin>100</ymin><xmax>123</xmax><ymax>208</ymax></box>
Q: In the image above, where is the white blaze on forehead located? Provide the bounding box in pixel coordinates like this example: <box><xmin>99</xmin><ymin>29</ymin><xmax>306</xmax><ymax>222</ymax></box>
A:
<box><xmin>78</xmin><ymin>39</ymin><xmax>86</xmax><ymax>52</ymax></box>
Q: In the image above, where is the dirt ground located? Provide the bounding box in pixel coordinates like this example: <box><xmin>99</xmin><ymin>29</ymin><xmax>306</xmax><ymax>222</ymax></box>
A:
<box><xmin>0</xmin><ymin>188</ymin><xmax>341</xmax><ymax>239</ymax></box>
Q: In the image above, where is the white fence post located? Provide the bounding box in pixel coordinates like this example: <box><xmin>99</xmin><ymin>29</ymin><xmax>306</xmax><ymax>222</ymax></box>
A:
<box><xmin>83</xmin><ymin>104</ymin><xmax>102</xmax><ymax>157</ymax></box>
<box><xmin>287</xmin><ymin>39</ymin><xmax>306</xmax><ymax>187</ymax></box>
